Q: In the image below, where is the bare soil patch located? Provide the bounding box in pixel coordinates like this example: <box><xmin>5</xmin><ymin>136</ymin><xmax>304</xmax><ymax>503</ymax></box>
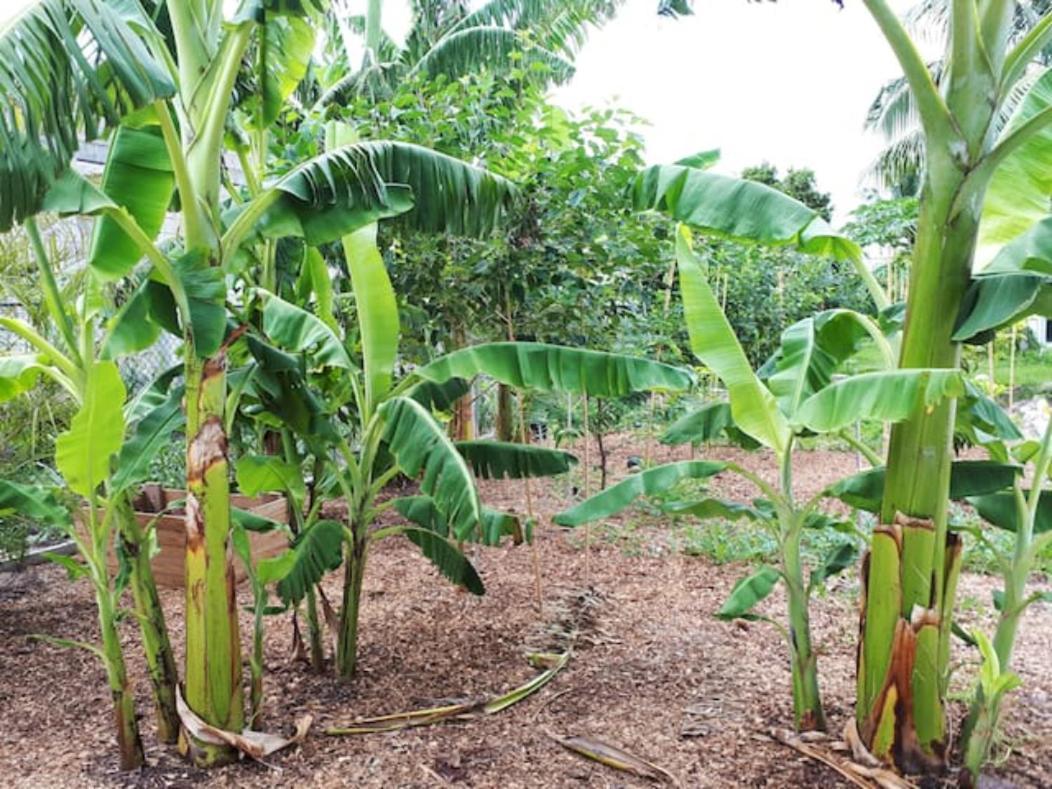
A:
<box><xmin>1</xmin><ymin>437</ymin><xmax>1050</xmax><ymax>788</ymax></box>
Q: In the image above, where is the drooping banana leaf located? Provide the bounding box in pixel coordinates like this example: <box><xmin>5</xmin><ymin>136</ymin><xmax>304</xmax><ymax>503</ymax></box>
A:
<box><xmin>407</xmin><ymin>377</ymin><xmax>471</xmax><ymax>413</ymax></box>
<box><xmin>827</xmin><ymin>460</ymin><xmax>1022</xmax><ymax>513</ymax></box>
<box><xmin>968</xmin><ymin>490</ymin><xmax>1052</xmax><ymax>535</ymax></box>
<box><xmin>632</xmin><ymin>164</ymin><xmax>861</xmax><ymax>262</ymax></box>
<box><xmin>794</xmin><ymin>369</ymin><xmax>965</xmax><ymax>433</ymax></box>
<box><xmin>275</xmin><ymin>520</ymin><xmax>344</xmax><ymax>606</ymax></box>
<box><xmin>393</xmin><ymin>495</ymin><xmax>523</xmax><ymax>546</ymax></box>
<box><xmin>102</xmin><ymin>277</ymin><xmax>163</xmax><ymax>358</ymax></box>
<box><xmin>953</xmin><ymin>273</ymin><xmax>1052</xmax><ymax>343</ymax></box>
<box><xmin>717</xmin><ymin>565</ymin><xmax>781</xmax><ymax>620</ymax></box>
<box><xmin>242</xmin><ymin>13</ymin><xmax>315</xmax><ymax>131</ymax></box>
<box><xmin>417</xmin><ymin>341</ymin><xmax>693</xmax><ymax>397</ymax></box>
<box><xmin>259</xmin><ymin>290</ymin><xmax>354</xmax><ymax>370</ymax></box>
<box><xmin>253</xmin><ymin>141</ymin><xmax>518</xmax><ymax>246</ymax></box>
<box><xmin>86</xmin><ymin>124</ymin><xmax>174</xmax><ymax>280</ymax></box>
<box><xmin>662</xmin><ymin>497</ymin><xmax>765</xmax><ymax>522</ymax></box>
<box><xmin>675</xmin><ymin>226</ymin><xmax>790</xmax><ymax>454</ymax></box>
<box><xmin>378</xmin><ymin>397</ymin><xmax>481</xmax><ymax>541</ymax></box>
<box><xmin>0</xmin><ymin>0</ymin><xmax>175</xmax><ymax>232</ymax></box>
<box><xmin>455</xmin><ymin>440</ymin><xmax>577</xmax><ymax>479</ymax></box>
<box><xmin>554</xmin><ymin>460</ymin><xmax>726</xmax><ymax>527</ymax></box>
<box><xmin>55</xmin><ymin>360</ymin><xmax>126</xmax><ymax>497</ymax></box>
<box><xmin>404</xmin><ymin>527</ymin><xmax>485</xmax><ymax>595</ymax></box>
<box><xmin>660</xmin><ymin>401</ymin><xmax>761</xmax><ymax>449</ymax></box>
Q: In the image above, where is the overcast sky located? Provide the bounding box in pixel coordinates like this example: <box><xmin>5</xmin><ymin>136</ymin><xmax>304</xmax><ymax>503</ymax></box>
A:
<box><xmin>380</xmin><ymin>0</ymin><xmax>930</xmax><ymax>224</ymax></box>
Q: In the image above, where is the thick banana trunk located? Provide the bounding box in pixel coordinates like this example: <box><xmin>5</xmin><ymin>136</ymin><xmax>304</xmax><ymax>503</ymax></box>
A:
<box><xmin>182</xmin><ymin>352</ymin><xmax>244</xmax><ymax>766</ymax></box>
<box><xmin>857</xmin><ymin>199</ymin><xmax>977</xmax><ymax>771</ymax></box>
<box><xmin>116</xmin><ymin>496</ymin><xmax>179</xmax><ymax>743</ymax></box>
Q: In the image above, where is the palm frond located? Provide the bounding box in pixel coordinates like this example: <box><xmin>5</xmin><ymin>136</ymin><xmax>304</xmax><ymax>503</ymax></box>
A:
<box><xmin>0</xmin><ymin>0</ymin><xmax>174</xmax><ymax>231</ymax></box>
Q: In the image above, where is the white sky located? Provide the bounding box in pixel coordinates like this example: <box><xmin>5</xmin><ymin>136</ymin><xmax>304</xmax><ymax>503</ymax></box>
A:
<box><xmin>375</xmin><ymin>0</ymin><xmax>932</xmax><ymax>224</ymax></box>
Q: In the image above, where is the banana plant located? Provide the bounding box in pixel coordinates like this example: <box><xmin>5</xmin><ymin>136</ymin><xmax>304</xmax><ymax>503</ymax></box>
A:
<box><xmin>555</xmin><ymin>226</ymin><xmax>964</xmax><ymax>732</ymax></box>
<box><xmin>0</xmin><ymin>288</ymin><xmax>187</xmax><ymax>768</ymax></box>
<box><xmin>0</xmin><ymin>220</ymin><xmax>185</xmax><ymax>755</ymax></box>
<box><xmin>0</xmin><ymin>0</ymin><xmax>524</xmax><ymax>765</ymax></box>
<box><xmin>829</xmin><ymin>403</ymin><xmax>1051</xmax><ymax>778</ymax></box>
<box><xmin>846</xmin><ymin>2</ymin><xmax>1052</xmax><ymax>770</ymax></box>
<box><xmin>233</xmin><ymin>238</ymin><xmax>692</xmax><ymax>679</ymax></box>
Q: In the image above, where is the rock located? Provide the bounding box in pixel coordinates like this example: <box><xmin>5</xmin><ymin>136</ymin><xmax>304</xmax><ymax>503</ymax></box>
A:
<box><xmin>1011</xmin><ymin>397</ymin><xmax>1051</xmax><ymax>440</ymax></box>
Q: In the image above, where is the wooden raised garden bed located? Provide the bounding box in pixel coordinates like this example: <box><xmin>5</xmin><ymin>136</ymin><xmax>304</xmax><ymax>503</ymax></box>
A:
<box><xmin>87</xmin><ymin>485</ymin><xmax>288</xmax><ymax>589</ymax></box>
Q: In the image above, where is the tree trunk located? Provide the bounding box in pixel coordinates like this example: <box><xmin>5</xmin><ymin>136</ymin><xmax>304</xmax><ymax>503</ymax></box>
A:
<box><xmin>116</xmin><ymin>497</ymin><xmax>179</xmax><ymax>744</ymax></box>
<box><xmin>496</xmin><ymin>383</ymin><xmax>515</xmax><ymax>442</ymax></box>
<box><xmin>182</xmin><ymin>352</ymin><xmax>244</xmax><ymax>766</ymax></box>
<box><xmin>305</xmin><ymin>585</ymin><xmax>326</xmax><ymax>671</ymax></box>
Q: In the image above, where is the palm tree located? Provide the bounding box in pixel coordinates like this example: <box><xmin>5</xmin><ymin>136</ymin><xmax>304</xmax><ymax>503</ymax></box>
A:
<box><xmin>311</xmin><ymin>0</ymin><xmax>624</xmax><ymax>108</ymax></box>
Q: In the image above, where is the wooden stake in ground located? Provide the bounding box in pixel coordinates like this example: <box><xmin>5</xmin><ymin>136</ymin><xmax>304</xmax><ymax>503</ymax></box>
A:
<box><xmin>519</xmin><ymin>391</ymin><xmax>544</xmax><ymax>616</ymax></box>
<box><xmin>581</xmin><ymin>392</ymin><xmax>591</xmax><ymax>576</ymax></box>
<box><xmin>1009</xmin><ymin>323</ymin><xmax>1018</xmax><ymax>410</ymax></box>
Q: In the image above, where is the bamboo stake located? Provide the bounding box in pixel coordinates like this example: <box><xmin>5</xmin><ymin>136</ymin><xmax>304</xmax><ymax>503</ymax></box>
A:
<box><xmin>519</xmin><ymin>392</ymin><xmax>544</xmax><ymax>616</ymax></box>
<box><xmin>582</xmin><ymin>392</ymin><xmax>591</xmax><ymax>576</ymax></box>
<box><xmin>1009</xmin><ymin>324</ymin><xmax>1018</xmax><ymax>410</ymax></box>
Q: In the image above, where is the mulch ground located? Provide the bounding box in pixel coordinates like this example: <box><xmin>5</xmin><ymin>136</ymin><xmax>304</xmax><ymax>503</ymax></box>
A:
<box><xmin>1</xmin><ymin>436</ymin><xmax>1050</xmax><ymax>788</ymax></box>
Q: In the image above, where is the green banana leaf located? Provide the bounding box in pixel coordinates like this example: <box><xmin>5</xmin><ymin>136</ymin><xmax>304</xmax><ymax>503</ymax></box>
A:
<box><xmin>632</xmin><ymin>163</ymin><xmax>860</xmax><ymax>262</ymax></box>
<box><xmin>111</xmin><ymin>384</ymin><xmax>184</xmax><ymax>494</ymax></box>
<box><xmin>412</xmin><ymin>26</ymin><xmax>573</xmax><ymax>84</ymax></box>
<box><xmin>275</xmin><ymin>519</ymin><xmax>345</xmax><ymax>606</ymax></box>
<box><xmin>810</xmin><ymin>543</ymin><xmax>859</xmax><ymax>588</ymax></box>
<box><xmin>55</xmin><ymin>360</ymin><xmax>126</xmax><ymax>498</ymax></box>
<box><xmin>407</xmin><ymin>377</ymin><xmax>472</xmax><ymax>413</ymax></box>
<box><xmin>828</xmin><ymin>460</ymin><xmax>1022</xmax><ymax>513</ymax></box>
<box><xmin>0</xmin><ymin>480</ymin><xmax>71</xmax><ymax>528</ymax></box>
<box><xmin>259</xmin><ymin>289</ymin><xmax>354</xmax><ymax>370</ymax></box>
<box><xmin>0</xmin><ymin>354</ymin><xmax>47</xmax><ymax>403</ymax></box>
<box><xmin>86</xmin><ymin>124</ymin><xmax>174</xmax><ymax>280</ymax></box>
<box><xmin>378</xmin><ymin>396</ymin><xmax>481</xmax><ymax>541</ymax></box>
<box><xmin>0</xmin><ymin>0</ymin><xmax>175</xmax><ymax>232</ymax></box>
<box><xmin>717</xmin><ymin>565</ymin><xmax>781</xmax><ymax>620</ymax></box>
<box><xmin>975</xmin><ymin>67</ymin><xmax>1052</xmax><ymax>272</ymax></box>
<box><xmin>393</xmin><ymin>495</ymin><xmax>524</xmax><ymax>546</ymax></box>
<box><xmin>342</xmin><ymin>225</ymin><xmax>397</xmax><ymax>411</ymax></box>
<box><xmin>761</xmin><ymin>309</ymin><xmax>887</xmax><ymax>418</ymax></box>
<box><xmin>257</xmin><ymin>141</ymin><xmax>518</xmax><ymax>245</ymax></box>
<box><xmin>455</xmin><ymin>440</ymin><xmax>577</xmax><ymax>480</ymax></box>
<box><xmin>953</xmin><ymin>273</ymin><xmax>1052</xmax><ymax>343</ymax></box>
<box><xmin>794</xmin><ymin>369</ymin><xmax>965</xmax><ymax>433</ymax></box>
<box><xmin>418</xmin><ymin>342</ymin><xmax>692</xmax><ymax>398</ymax></box>
<box><xmin>968</xmin><ymin>490</ymin><xmax>1052</xmax><ymax>534</ymax></box>
<box><xmin>660</xmin><ymin>401</ymin><xmax>761</xmax><ymax>449</ymax></box>
<box><xmin>235</xmin><ymin>454</ymin><xmax>306</xmax><ymax>503</ymax></box>
<box><xmin>294</xmin><ymin>246</ymin><xmax>338</xmax><ymax>331</ymax></box>
<box><xmin>662</xmin><ymin>497</ymin><xmax>765</xmax><ymax>522</ymax></box>
<box><xmin>102</xmin><ymin>277</ymin><xmax>162</xmax><ymax>358</ymax></box>
<box><xmin>243</xmin><ymin>13</ymin><xmax>315</xmax><ymax>131</ymax></box>
<box><xmin>554</xmin><ymin>460</ymin><xmax>727</xmax><ymax>527</ymax></box>
<box><xmin>404</xmin><ymin>527</ymin><xmax>485</xmax><ymax>595</ymax></box>
<box><xmin>676</xmin><ymin>226</ymin><xmax>791</xmax><ymax>454</ymax></box>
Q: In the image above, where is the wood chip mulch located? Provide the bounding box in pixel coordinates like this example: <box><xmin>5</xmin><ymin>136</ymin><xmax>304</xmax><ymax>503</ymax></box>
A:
<box><xmin>1</xmin><ymin>437</ymin><xmax>1049</xmax><ymax>788</ymax></box>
